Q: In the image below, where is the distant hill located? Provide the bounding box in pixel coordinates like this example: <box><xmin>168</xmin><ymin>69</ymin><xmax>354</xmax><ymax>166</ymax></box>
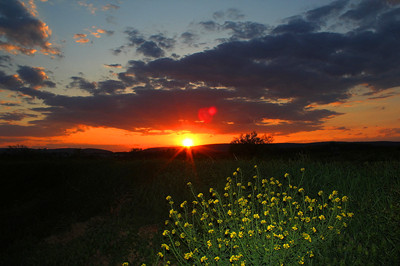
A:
<box><xmin>1</xmin><ymin>141</ymin><xmax>399</xmax><ymax>161</ymax></box>
<box><xmin>0</xmin><ymin>147</ymin><xmax>113</xmax><ymax>156</ymax></box>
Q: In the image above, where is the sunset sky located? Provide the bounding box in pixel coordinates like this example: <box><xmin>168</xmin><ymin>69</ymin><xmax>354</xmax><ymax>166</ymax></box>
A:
<box><xmin>1</xmin><ymin>0</ymin><xmax>400</xmax><ymax>151</ymax></box>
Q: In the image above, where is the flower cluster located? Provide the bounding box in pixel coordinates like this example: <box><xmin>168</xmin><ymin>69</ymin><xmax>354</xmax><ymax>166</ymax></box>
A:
<box><xmin>158</xmin><ymin>166</ymin><xmax>353</xmax><ymax>265</ymax></box>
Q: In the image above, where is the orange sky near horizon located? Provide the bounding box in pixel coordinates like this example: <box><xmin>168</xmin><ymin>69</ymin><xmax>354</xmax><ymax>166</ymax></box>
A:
<box><xmin>0</xmin><ymin>87</ymin><xmax>399</xmax><ymax>152</ymax></box>
<box><xmin>1</xmin><ymin>86</ymin><xmax>399</xmax><ymax>152</ymax></box>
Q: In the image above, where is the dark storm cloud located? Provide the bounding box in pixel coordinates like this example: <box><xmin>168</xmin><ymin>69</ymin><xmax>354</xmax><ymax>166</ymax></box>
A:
<box><xmin>0</xmin><ymin>0</ymin><xmax>61</xmax><ymax>56</ymax></box>
<box><xmin>17</xmin><ymin>86</ymin><xmax>55</xmax><ymax>99</ymax></box>
<box><xmin>340</xmin><ymin>0</ymin><xmax>387</xmax><ymax>23</ymax></box>
<box><xmin>271</xmin><ymin>18</ymin><xmax>320</xmax><ymax>34</ymax></box>
<box><xmin>97</xmin><ymin>80</ymin><xmax>126</xmax><ymax>95</ymax></box>
<box><xmin>128</xmin><ymin>1</ymin><xmax>400</xmax><ymax>104</ymax></box>
<box><xmin>124</xmin><ymin>28</ymin><xmax>146</xmax><ymax>46</ymax></box>
<box><xmin>0</xmin><ymin>87</ymin><xmax>335</xmax><ymax>137</ymax></box>
<box><xmin>0</xmin><ymin>123</ymin><xmax>66</xmax><ymax>137</ymax></box>
<box><xmin>222</xmin><ymin>21</ymin><xmax>269</xmax><ymax>40</ymax></box>
<box><xmin>0</xmin><ymin>101</ymin><xmax>19</xmax><ymax>107</ymax></box>
<box><xmin>180</xmin><ymin>32</ymin><xmax>198</xmax><ymax>45</ymax></box>
<box><xmin>117</xmin><ymin>72</ymin><xmax>139</xmax><ymax>86</ymax></box>
<box><xmin>149</xmin><ymin>34</ymin><xmax>176</xmax><ymax>49</ymax></box>
<box><xmin>119</xmin><ymin>28</ymin><xmax>173</xmax><ymax>58</ymax></box>
<box><xmin>0</xmin><ymin>111</ymin><xmax>37</xmax><ymax>122</ymax></box>
<box><xmin>198</xmin><ymin>20</ymin><xmax>268</xmax><ymax>40</ymax></box>
<box><xmin>2</xmin><ymin>66</ymin><xmax>55</xmax><ymax>96</ymax></box>
<box><xmin>0</xmin><ymin>70</ymin><xmax>23</xmax><ymax>90</ymax></box>
<box><xmin>17</xmin><ymin>65</ymin><xmax>56</xmax><ymax>88</ymax></box>
<box><xmin>68</xmin><ymin>76</ymin><xmax>97</xmax><ymax>94</ymax></box>
<box><xmin>305</xmin><ymin>0</ymin><xmax>349</xmax><ymax>23</ymax></box>
<box><xmin>68</xmin><ymin>77</ymin><xmax>127</xmax><ymax>95</ymax></box>
<box><xmin>137</xmin><ymin>41</ymin><xmax>165</xmax><ymax>58</ymax></box>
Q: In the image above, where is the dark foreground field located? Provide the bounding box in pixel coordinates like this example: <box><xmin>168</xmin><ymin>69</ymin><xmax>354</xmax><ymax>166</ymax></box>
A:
<box><xmin>1</xmin><ymin>146</ymin><xmax>399</xmax><ymax>265</ymax></box>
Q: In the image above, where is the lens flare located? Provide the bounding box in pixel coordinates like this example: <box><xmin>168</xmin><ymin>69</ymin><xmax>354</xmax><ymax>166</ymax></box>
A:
<box><xmin>198</xmin><ymin>106</ymin><xmax>218</xmax><ymax>123</ymax></box>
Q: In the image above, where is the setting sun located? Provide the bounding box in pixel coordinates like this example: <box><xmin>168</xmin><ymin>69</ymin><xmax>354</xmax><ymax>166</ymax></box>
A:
<box><xmin>182</xmin><ymin>138</ymin><xmax>194</xmax><ymax>147</ymax></box>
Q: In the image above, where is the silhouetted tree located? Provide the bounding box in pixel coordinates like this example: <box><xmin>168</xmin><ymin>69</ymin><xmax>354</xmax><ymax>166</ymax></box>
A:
<box><xmin>230</xmin><ymin>131</ymin><xmax>274</xmax><ymax>158</ymax></box>
<box><xmin>231</xmin><ymin>131</ymin><xmax>274</xmax><ymax>144</ymax></box>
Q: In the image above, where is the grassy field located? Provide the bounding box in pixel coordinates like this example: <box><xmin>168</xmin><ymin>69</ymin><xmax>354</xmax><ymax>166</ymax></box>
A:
<box><xmin>1</xmin><ymin>153</ymin><xmax>399</xmax><ymax>265</ymax></box>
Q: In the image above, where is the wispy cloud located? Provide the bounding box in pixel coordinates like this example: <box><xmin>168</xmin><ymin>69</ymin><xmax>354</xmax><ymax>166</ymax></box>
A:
<box><xmin>104</xmin><ymin>64</ymin><xmax>122</xmax><ymax>69</ymax></box>
<box><xmin>88</xmin><ymin>27</ymin><xmax>114</xmax><ymax>38</ymax></box>
<box><xmin>74</xmin><ymin>27</ymin><xmax>114</xmax><ymax>44</ymax></box>
<box><xmin>102</xmin><ymin>3</ymin><xmax>119</xmax><ymax>11</ymax></box>
<box><xmin>78</xmin><ymin>0</ymin><xmax>97</xmax><ymax>14</ymax></box>
<box><xmin>73</xmin><ymin>33</ymin><xmax>90</xmax><ymax>44</ymax></box>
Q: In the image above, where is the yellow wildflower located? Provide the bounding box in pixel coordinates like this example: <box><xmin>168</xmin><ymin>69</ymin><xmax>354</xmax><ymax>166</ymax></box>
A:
<box><xmin>184</xmin><ymin>252</ymin><xmax>193</xmax><ymax>260</ymax></box>
<box><xmin>302</xmin><ymin>233</ymin><xmax>312</xmax><ymax>242</ymax></box>
<box><xmin>180</xmin><ymin>201</ymin><xmax>187</xmax><ymax>208</ymax></box>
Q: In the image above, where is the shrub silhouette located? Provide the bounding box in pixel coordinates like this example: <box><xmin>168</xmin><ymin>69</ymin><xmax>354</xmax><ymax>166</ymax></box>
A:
<box><xmin>229</xmin><ymin>131</ymin><xmax>274</xmax><ymax>157</ymax></box>
<box><xmin>231</xmin><ymin>131</ymin><xmax>274</xmax><ymax>145</ymax></box>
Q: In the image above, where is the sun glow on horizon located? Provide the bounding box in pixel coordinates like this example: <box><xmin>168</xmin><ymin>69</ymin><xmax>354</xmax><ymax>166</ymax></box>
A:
<box><xmin>182</xmin><ymin>138</ymin><xmax>194</xmax><ymax>147</ymax></box>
